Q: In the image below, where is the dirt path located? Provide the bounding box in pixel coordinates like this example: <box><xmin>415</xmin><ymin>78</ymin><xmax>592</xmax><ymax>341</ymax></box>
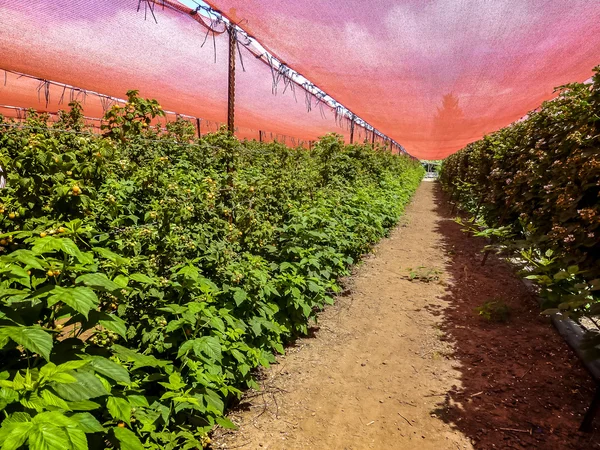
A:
<box><xmin>214</xmin><ymin>182</ymin><xmax>599</xmax><ymax>450</ymax></box>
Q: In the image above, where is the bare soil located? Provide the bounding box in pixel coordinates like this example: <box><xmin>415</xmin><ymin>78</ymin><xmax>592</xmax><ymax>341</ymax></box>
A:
<box><xmin>212</xmin><ymin>181</ymin><xmax>600</xmax><ymax>449</ymax></box>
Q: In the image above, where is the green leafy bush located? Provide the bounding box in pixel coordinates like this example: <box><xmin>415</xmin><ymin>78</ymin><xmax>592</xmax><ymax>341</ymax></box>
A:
<box><xmin>440</xmin><ymin>66</ymin><xmax>600</xmax><ymax>322</ymax></box>
<box><xmin>475</xmin><ymin>300</ymin><xmax>511</xmax><ymax>323</ymax></box>
<box><xmin>0</xmin><ymin>92</ymin><xmax>423</xmax><ymax>449</ymax></box>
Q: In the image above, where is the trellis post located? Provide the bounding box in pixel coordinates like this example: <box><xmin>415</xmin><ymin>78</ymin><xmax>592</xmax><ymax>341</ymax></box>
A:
<box><xmin>227</xmin><ymin>25</ymin><xmax>236</xmax><ymax>134</ymax></box>
<box><xmin>349</xmin><ymin>115</ymin><xmax>355</xmax><ymax>144</ymax></box>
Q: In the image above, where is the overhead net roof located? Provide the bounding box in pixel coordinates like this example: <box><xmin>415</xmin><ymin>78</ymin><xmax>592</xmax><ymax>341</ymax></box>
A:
<box><xmin>206</xmin><ymin>0</ymin><xmax>600</xmax><ymax>159</ymax></box>
<box><xmin>1</xmin><ymin>1</ymin><xmax>600</xmax><ymax>159</ymax></box>
<box><xmin>0</xmin><ymin>0</ymin><xmax>379</xmax><ymax>150</ymax></box>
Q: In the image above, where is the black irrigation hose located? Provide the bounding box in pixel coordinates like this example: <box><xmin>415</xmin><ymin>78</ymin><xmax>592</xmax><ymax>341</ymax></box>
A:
<box><xmin>550</xmin><ymin>313</ymin><xmax>600</xmax><ymax>432</ymax></box>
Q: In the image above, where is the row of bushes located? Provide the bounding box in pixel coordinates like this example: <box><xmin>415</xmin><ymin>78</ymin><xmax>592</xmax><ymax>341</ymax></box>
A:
<box><xmin>439</xmin><ymin>67</ymin><xmax>600</xmax><ymax>326</ymax></box>
<box><xmin>0</xmin><ymin>92</ymin><xmax>424</xmax><ymax>449</ymax></box>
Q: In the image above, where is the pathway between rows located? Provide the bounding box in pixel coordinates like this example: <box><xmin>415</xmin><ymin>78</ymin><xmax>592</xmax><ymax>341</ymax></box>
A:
<box><xmin>215</xmin><ymin>182</ymin><xmax>599</xmax><ymax>450</ymax></box>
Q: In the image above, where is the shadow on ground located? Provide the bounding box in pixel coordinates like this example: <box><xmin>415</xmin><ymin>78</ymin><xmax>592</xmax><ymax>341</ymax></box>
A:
<box><xmin>430</xmin><ymin>182</ymin><xmax>600</xmax><ymax>449</ymax></box>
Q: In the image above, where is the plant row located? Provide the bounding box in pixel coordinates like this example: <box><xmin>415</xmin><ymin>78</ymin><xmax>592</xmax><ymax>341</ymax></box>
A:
<box><xmin>439</xmin><ymin>67</ymin><xmax>600</xmax><ymax>334</ymax></box>
<box><xmin>0</xmin><ymin>92</ymin><xmax>424</xmax><ymax>449</ymax></box>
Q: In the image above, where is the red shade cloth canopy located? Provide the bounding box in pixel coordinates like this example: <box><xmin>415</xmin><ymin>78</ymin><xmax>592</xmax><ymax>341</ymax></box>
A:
<box><xmin>1</xmin><ymin>1</ymin><xmax>600</xmax><ymax>158</ymax></box>
<box><xmin>207</xmin><ymin>0</ymin><xmax>600</xmax><ymax>159</ymax></box>
<box><xmin>0</xmin><ymin>0</ymin><xmax>364</xmax><ymax>148</ymax></box>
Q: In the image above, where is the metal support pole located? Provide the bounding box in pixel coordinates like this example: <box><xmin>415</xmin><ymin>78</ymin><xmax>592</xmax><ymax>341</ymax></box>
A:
<box><xmin>196</xmin><ymin>118</ymin><xmax>201</xmax><ymax>138</ymax></box>
<box><xmin>259</xmin><ymin>130</ymin><xmax>263</xmax><ymax>142</ymax></box>
<box><xmin>227</xmin><ymin>26</ymin><xmax>236</xmax><ymax>134</ymax></box>
<box><xmin>349</xmin><ymin>116</ymin><xmax>355</xmax><ymax>144</ymax></box>
<box><xmin>371</xmin><ymin>130</ymin><xmax>375</xmax><ymax>146</ymax></box>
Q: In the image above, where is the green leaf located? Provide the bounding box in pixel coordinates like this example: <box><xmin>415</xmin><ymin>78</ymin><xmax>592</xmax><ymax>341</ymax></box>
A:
<box><xmin>176</xmin><ymin>265</ymin><xmax>199</xmax><ymax>280</ymax></box>
<box><xmin>113</xmin><ymin>275</ymin><xmax>129</xmax><ymax>288</ymax></box>
<box><xmin>0</xmin><ymin>415</ymin><xmax>32</xmax><ymax>450</ymax></box>
<box><xmin>40</xmin><ymin>360</ymin><xmax>89</xmax><ymax>384</ymax></box>
<box><xmin>203</xmin><ymin>388</ymin><xmax>224</xmax><ymax>414</ymax></box>
<box><xmin>111</xmin><ymin>344</ymin><xmax>169</xmax><ymax>369</ymax></box>
<box><xmin>126</xmin><ymin>395</ymin><xmax>148</xmax><ymax>408</ymax></box>
<box><xmin>47</xmin><ymin>287</ymin><xmax>99</xmax><ymax>319</ymax></box>
<box><xmin>56</xmin><ymin>360</ymin><xmax>90</xmax><ymax>372</ymax></box>
<box><xmin>107</xmin><ymin>397</ymin><xmax>131</xmax><ymax>424</ymax></box>
<box><xmin>129</xmin><ymin>273</ymin><xmax>156</xmax><ymax>285</ymax></box>
<box><xmin>113</xmin><ymin>427</ymin><xmax>144</xmax><ymax>450</ymax></box>
<box><xmin>41</xmin><ymin>389</ymin><xmax>70</xmax><ymax>410</ymax></box>
<box><xmin>69</xmin><ymin>412</ymin><xmax>105</xmax><ymax>433</ymax></box>
<box><xmin>94</xmin><ymin>312</ymin><xmax>127</xmax><ymax>339</ymax></box>
<box><xmin>233</xmin><ymin>289</ymin><xmax>247</xmax><ymax>306</ymax></box>
<box><xmin>197</xmin><ymin>277</ymin><xmax>219</xmax><ymax>293</ymax></box>
<box><xmin>0</xmin><ymin>387</ymin><xmax>19</xmax><ymax>409</ymax></box>
<box><xmin>307</xmin><ymin>281</ymin><xmax>321</xmax><ymax>293</ymax></box>
<box><xmin>209</xmin><ymin>316</ymin><xmax>225</xmax><ymax>333</ymax></box>
<box><xmin>28</xmin><ymin>423</ymin><xmax>68</xmax><ymax>450</ymax></box>
<box><xmin>86</xmin><ymin>357</ymin><xmax>130</xmax><ymax>383</ymax></box>
<box><xmin>11</xmin><ymin>250</ymin><xmax>45</xmax><ymax>270</ymax></box>
<box><xmin>238</xmin><ymin>364</ymin><xmax>250</xmax><ymax>376</ymax></box>
<box><xmin>216</xmin><ymin>416</ymin><xmax>238</xmax><ymax>430</ymax></box>
<box><xmin>59</xmin><ymin>239</ymin><xmax>93</xmax><ymax>264</ymax></box>
<box><xmin>192</xmin><ymin>336</ymin><xmax>222</xmax><ymax>361</ymax></box>
<box><xmin>273</xmin><ymin>342</ymin><xmax>284</xmax><ymax>354</ymax></box>
<box><xmin>64</xmin><ymin>426</ymin><xmax>87</xmax><ymax>450</ymax></box>
<box><xmin>65</xmin><ymin>400</ymin><xmax>101</xmax><ymax>411</ymax></box>
<box><xmin>93</xmin><ymin>247</ymin><xmax>129</xmax><ymax>266</ymax></box>
<box><xmin>76</xmin><ymin>273</ymin><xmax>121</xmax><ymax>292</ymax></box>
<box><xmin>45</xmin><ymin>372</ymin><xmax>77</xmax><ymax>385</ymax></box>
<box><xmin>52</xmin><ymin>372</ymin><xmax>109</xmax><ymax>402</ymax></box>
<box><xmin>20</xmin><ymin>392</ymin><xmax>45</xmax><ymax>412</ymax></box>
<box><xmin>31</xmin><ymin>237</ymin><xmax>63</xmax><ymax>255</ymax></box>
<box><xmin>6</xmin><ymin>266</ymin><xmax>30</xmax><ymax>288</ymax></box>
<box><xmin>176</xmin><ymin>340</ymin><xmax>194</xmax><ymax>359</ymax></box>
<box><xmin>0</xmin><ymin>326</ymin><xmax>53</xmax><ymax>361</ymax></box>
<box><xmin>553</xmin><ymin>271</ymin><xmax>570</xmax><ymax>281</ymax></box>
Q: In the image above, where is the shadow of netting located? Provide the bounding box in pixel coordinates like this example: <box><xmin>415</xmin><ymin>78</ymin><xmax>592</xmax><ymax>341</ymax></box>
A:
<box><xmin>429</xmin><ymin>182</ymin><xmax>600</xmax><ymax>449</ymax></box>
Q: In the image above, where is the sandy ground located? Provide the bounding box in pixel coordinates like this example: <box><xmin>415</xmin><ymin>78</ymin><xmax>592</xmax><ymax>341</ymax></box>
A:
<box><xmin>213</xmin><ymin>181</ymin><xmax>599</xmax><ymax>450</ymax></box>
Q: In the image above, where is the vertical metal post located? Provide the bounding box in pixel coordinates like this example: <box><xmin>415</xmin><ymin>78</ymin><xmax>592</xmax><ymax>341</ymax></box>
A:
<box><xmin>371</xmin><ymin>130</ymin><xmax>375</xmax><ymax>146</ymax></box>
<box><xmin>196</xmin><ymin>118</ymin><xmax>201</xmax><ymax>138</ymax></box>
<box><xmin>227</xmin><ymin>25</ymin><xmax>236</xmax><ymax>134</ymax></box>
<box><xmin>259</xmin><ymin>130</ymin><xmax>263</xmax><ymax>142</ymax></box>
<box><xmin>389</xmin><ymin>139</ymin><xmax>393</xmax><ymax>152</ymax></box>
<box><xmin>349</xmin><ymin>115</ymin><xmax>355</xmax><ymax>144</ymax></box>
